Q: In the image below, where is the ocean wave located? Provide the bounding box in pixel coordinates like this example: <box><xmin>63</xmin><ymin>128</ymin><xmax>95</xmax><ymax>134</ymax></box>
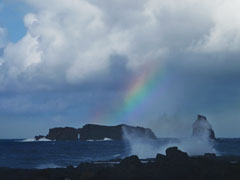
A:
<box><xmin>103</xmin><ymin>137</ymin><xmax>112</xmax><ymax>141</ymax></box>
<box><xmin>21</xmin><ymin>138</ymin><xmax>52</xmax><ymax>142</ymax></box>
<box><xmin>86</xmin><ymin>137</ymin><xmax>113</xmax><ymax>142</ymax></box>
<box><xmin>35</xmin><ymin>163</ymin><xmax>62</xmax><ymax>169</ymax></box>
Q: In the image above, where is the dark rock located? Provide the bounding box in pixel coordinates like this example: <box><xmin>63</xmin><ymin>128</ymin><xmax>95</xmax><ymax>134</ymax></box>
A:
<box><xmin>166</xmin><ymin>146</ymin><xmax>188</xmax><ymax>160</ymax></box>
<box><xmin>1</xmin><ymin>154</ymin><xmax>240</xmax><ymax>180</ymax></box>
<box><xmin>156</xmin><ymin>153</ymin><xmax>166</xmax><ymax>162</ymax></box>
<box><xmin>38</xmin><ymin>124</ymin><xmax>156</xmax><ymax>141</ymax></box>
<box><xmin>79</xmin><ymin>124</ymin><xmax>157</xmax><ymax>141</ymax></box>
<box><xmin>192</xmin><ymin>115</ymin><xmax>216</xmax><ymax>139</ymax></box>
<box><xmin>120</xmin><ymin>155</ymin><xmax>141</xmax><ymax>167</ymax></box>
<box><xmin>66</xmin><ymin>165</ymin><xmax>74</xmax><ymax>169</ymax></box>
<box><xmin>45</xmin><ymin>127</ymin><xmax>79</xmax><ymax>141</ymax></box>
<box><xmin>204</xmin><ymin>153</ymin><xmax>217</xmax><ymax>158</ymax></box>
<box><xmin>34</xmin><ymin>135</ymin><xmax>45</xmax><ymax>141</ymax></box>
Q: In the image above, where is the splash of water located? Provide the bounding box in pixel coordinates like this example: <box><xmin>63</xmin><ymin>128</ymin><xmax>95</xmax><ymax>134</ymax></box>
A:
<box><xmin>123</xmin><ymin>127</ymin><xmax>217</xmax><ymax>159</ymax></box>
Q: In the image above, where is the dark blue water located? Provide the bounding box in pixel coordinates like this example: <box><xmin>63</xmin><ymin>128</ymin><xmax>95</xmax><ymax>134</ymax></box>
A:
<box><xmin>0</xmin><ymin>138</ymin><xmax>239</xmax><ymax>169</ymax></box>
<box><xmin>0</xmin><ymin>139</ymin><xmax>128</xmax><ymax>169</ymax></box>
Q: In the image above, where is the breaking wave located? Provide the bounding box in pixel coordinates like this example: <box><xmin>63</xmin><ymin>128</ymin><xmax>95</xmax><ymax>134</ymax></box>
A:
<box><xmin>86</xmin><ymin>137</ymin><xmax>113</xmax><ymax>142</ymax></box>
<box><xmin>21</xmin><ymin>138</ymin><xmax>52</xmax><ymax>142</ymax></box>
<box><xmin>35</xmin><ymin>163</ymin><xmax>62</xmax><ymax>169</ymax></box>
<box><xmin>123</xmin><ymin>128</ymin><xmax>217</xmax><ymax>159</ymax></box>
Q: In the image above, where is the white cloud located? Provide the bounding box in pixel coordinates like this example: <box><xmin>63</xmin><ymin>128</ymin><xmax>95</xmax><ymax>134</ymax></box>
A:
<box><xmin>192</xmin><ymin>0</ymin><xmax>240</xmax><ymax>52</ymax></box>
<box><xmin>0</xmin><ymin>27</ymin><xmax>7</xmax><ymax>48</ymax></box>
<box><xmin>0</xmin><ymin>0</ymin><xmax>240</xmax><ymax>89</ymax></box>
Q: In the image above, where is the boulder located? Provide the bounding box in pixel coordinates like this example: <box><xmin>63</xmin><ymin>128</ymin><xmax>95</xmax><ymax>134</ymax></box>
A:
<box><xmin>166</xmin><ymin>147</ymin><xmax>188</xmax><ymax>160</ymax></box>
<box><xmin>192</xmin><ymin>115</ymin><xmax>216</xmax><ymax>139</ymax></box>
<box><xmin>120</xmin><ymin>155</ymin><xmax>141</xmax><ymax>167</ymax></box>
<box><xmin>156</xmin><ymin>153</ymin><xmax>166</xmax><ymax>162</ymax></box>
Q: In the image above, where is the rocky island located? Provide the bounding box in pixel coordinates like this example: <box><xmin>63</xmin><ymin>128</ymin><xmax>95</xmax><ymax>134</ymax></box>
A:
<box><xmin>35</xmin><ymin>124</ymin><xmax>157</xmax><ymax>141</ymax></box>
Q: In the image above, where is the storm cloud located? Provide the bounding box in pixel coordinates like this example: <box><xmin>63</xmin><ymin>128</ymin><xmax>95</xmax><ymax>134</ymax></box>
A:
<box><xmin>0</xmin><ymin>0</ymin><xmax>240</xmax><ymax>138</ymax></box>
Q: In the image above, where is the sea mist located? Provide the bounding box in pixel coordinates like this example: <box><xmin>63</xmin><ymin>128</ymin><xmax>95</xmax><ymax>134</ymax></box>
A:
<box><xmin>123</xmin><ymin>126</ymin><xmax>217</xmax><ymax>159</ymax></box>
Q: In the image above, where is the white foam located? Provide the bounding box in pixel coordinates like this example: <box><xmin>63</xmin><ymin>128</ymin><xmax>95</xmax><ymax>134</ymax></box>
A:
<box><xmin>37</xmin><ymin>138</ymin><xmax>52</xmax><ymax>142</ymax></box>
<box><xmin>35</xmin><ymin>163</ymin><xmax>62</xmax><ymax>169</ymax></box>
<box><xmin>123</xmin><ymin>127</ymin><xmax>217</xmax><ymax>159</ymax></box>
<box><xmin>86</xmin><ymin>139</ymin><xmax>95</xmax><ymax>142</ymax></box>
<box><xmin>86</xmin><ymin>137</ymin><xmax>113</xmax><ymax>142</ymax></box>
<box><xmin>21</xmin><ymin>138</ymin><xmax>52</xmax><ymax>142</ymax></box>
<box><xmin>114</xmin><ymin>154</ymin><xmax>121</xmax><ymax>157</ymax></box>
<box><xmin>21</xmin><ymin>138</ymin><xmax>36</xmax><ymax>142</ymax></box>
<box><xmin>103</xmin><ymin>137</ymin><xmax>112</xmax><ymax>141</ymax></box>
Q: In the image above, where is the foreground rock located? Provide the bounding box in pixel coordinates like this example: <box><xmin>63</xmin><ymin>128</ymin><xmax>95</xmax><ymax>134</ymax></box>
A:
<box><xmin>166</xmin><ymin>146</ymin><xmax>188</xmax><ymax>160</ymax></box>
<box><xmin>1</xmin><ymin>147</ymin><xmax>240</xmax><ymax>180</ymax></box>
<box><xmin>38</xmin><ymin>124</ymin><xmax>156</xmax><ymax>141</ymax></box>
<box><xmin>192</xmin><ymin>115</ymin><xmax>216</xmax><ymax>139</ymax></box>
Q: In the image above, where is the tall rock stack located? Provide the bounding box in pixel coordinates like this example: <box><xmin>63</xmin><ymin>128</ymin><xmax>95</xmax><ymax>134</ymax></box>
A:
<box><xmin>192</xmin><ymin>115</ymin><xmax>216</xmax><ymax>140</ymax></box>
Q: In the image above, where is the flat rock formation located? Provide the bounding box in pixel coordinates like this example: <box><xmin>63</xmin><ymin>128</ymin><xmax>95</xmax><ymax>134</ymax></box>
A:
<box><xmin>192</xmin><ymin>115</ymin><xmax>216</xmax><ymax>139</ymax></box>
<box><xmin>38</xmin><ymin>124</ymin><xmax>156</xmax><ymax>141</ymax></box>
<box><xmin>1</xmin><ymin>147</ymin><xmax>240</xmax><ymax>180</ymax></box>
<box><xmin>45</xmin><ymin>127</ymin><xmax>79</xmax><ymax>141</ymax></box>
<box><xmin>79</xmin><ymin>124</ymin><xmax>157</xmax><ymax>141</ymax></box>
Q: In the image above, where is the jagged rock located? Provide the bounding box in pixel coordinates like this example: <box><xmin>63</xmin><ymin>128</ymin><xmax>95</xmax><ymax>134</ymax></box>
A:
<box><xmin>192</xmin><ymin>115</ymin><xmax>216</xmax><ymax>139</ymax></box>
<box><xmin>45</xmin><ymin>127</ymin><xmax>79</xmax><ymax>141</ymax></box>
<box><xmin>166</xmin><ymin>147</ymin><xmax>188</xmax><ymax>160</ymax></box>
<box><xmin>156</xmin><ymin>153</ymin><xmax>166</xmax><ymax>162</ymax></box>
<box><xmin>79</xmin><ymin>124</ymin><xmax>157</xmax><ymax>141</ymax></box>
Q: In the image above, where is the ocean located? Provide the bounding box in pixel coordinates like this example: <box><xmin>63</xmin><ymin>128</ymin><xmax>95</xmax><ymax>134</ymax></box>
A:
<box><xmin>0</xmin><ymin>138</ymin><xmax>240</xmax><ymax>169</ymax></box>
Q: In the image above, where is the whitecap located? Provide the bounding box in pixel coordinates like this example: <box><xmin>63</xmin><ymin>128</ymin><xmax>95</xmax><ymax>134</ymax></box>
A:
<box><xmin>21</xmin><ymin>137</ymin><xmax>52</xmax><ymax>142</ymax></box>
<box><xmin>86</xmin><ymin>137</ymin><xmax>113</xmax><ymax>142</ymax></box>
<box><xmin>103</xmin><ymin>137</ymin><xmax>112</xmax><ymax>141</ymax></box>
<box><xmin>35</xmin><ymin>163</ymin><xmax>62</xmax><ymax>169</ymax></box>
<box><xmin>21</xmin><ymin>138</ymin><xmax>36</xmax><ymax>142</ymax></box>
<box><xmin>37</xmin><ymin>138</ymin><xmax>52</xmax><ymax>142</ymax></box>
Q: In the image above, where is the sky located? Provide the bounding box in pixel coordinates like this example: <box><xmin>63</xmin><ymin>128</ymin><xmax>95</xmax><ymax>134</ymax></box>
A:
<box><xmin>0</xmin><ymin>0</ymin><xmax>240</xmax><ymax>138</ymax></box>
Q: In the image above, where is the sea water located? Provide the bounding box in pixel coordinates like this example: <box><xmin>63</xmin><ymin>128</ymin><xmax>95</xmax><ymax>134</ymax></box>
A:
<box><xmin>0</xmin><ymin>138</ymin><xmax>239</xmax><ymax>169</ymax></box>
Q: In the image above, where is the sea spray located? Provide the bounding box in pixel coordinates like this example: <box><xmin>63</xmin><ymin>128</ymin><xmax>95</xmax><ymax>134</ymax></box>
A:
<box><xmin>122</xmin><ymin>126</ymin><xmax>162</xmax><ymax>158</ymax></box>
<box><xmin>36</xmin><ymin>163</ymin><xmax>62</xmax><ymax>169</ymax></box>
<box><xmin>21</xmin><ymin>138</ymin><xmax>52</xmax><ymax>142</ymax></box>
<box><xmin>123</xmin><ymin>126</ymin><xmax>217</xmax><ymax>158</ymax></box>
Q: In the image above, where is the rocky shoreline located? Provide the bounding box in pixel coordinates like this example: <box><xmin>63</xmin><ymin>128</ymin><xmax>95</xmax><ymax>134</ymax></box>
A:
<box><xmin>1</xmin><ymin>147</ymin><xmax>240</xmax><ymax>180</ymax></box>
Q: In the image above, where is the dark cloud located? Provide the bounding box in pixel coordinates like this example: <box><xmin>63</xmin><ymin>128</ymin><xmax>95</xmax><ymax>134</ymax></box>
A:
<box><xmin>1</xmin><ymin>0</ymin><xmax>240</xmax><ymax>138</ymax></box>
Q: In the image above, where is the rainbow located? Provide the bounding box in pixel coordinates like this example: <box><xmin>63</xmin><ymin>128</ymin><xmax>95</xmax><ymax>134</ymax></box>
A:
<box><xmin>92</xmin><ymin>61</ymin><xmax>166</xmax><ymax>125</ymax></box>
